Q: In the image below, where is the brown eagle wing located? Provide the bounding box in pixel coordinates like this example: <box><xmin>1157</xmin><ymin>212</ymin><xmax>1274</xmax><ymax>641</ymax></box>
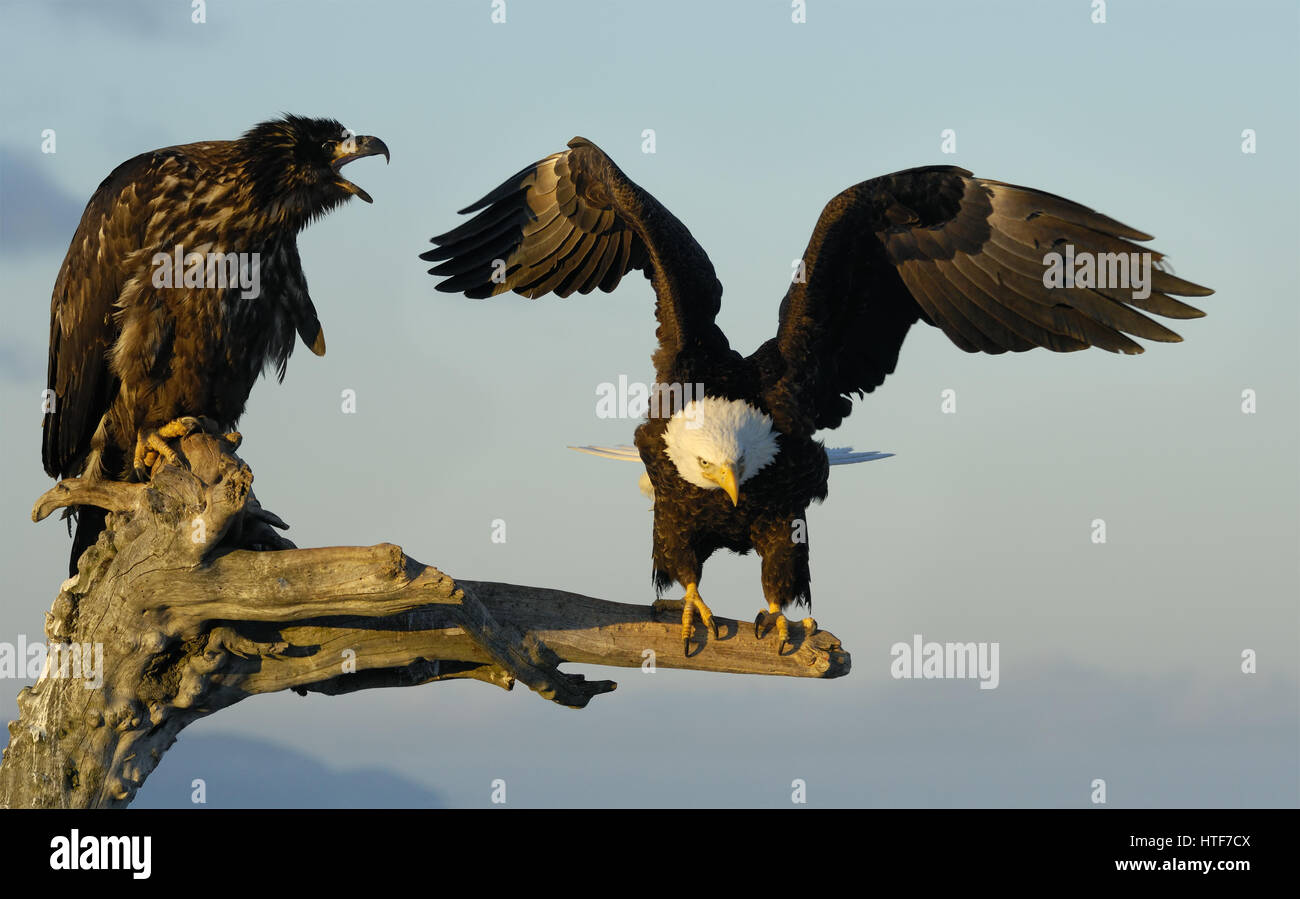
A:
<box><xmin>422</xmin><ymin>137</ymin><xmax>733</xmax><ymax>384</ymax></box>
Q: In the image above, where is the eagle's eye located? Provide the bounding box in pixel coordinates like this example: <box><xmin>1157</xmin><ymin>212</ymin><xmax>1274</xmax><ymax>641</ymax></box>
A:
<box><xmin>320</xmin><ymin>140</ymin><xmax>335</xmax><ymax>154</ymax></box>
<box><xmin>696</xmin><ymin>456</ymin><xmax>709</xmax><ymax>469</ymax></box>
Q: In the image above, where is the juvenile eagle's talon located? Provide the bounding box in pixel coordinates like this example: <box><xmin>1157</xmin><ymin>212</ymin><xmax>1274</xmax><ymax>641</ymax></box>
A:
<box><xmin>131</xmin><ymin>415</ymin><xmax>235</xmax><ymax>480</ymax></box>
<box><xmin>145</xmin><ymin>432</ymin><xmax>184</xmax><ymax>466</ymax></box>
<box><xmin>155</xmin><ymin>415</ymin><xmax>202</xmax><ymax>439</ymax></box>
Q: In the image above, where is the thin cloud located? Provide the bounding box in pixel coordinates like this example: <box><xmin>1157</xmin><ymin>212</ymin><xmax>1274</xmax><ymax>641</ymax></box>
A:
<box><xmin>0</xmin><ymin>147</ymin><xmax>83</xmax><ymax>255</ymax></box>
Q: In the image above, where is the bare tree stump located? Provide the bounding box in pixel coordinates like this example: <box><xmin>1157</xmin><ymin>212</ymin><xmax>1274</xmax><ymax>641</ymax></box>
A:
<box><xmin>0</xmin><ymin>434</ymin><xmax>850</xmax><ymax>808</ymax></box>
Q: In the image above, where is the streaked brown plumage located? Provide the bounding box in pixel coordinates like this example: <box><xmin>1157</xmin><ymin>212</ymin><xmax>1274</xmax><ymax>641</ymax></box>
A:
<box><xmin>43</xmin><ymin>115</ymin><xmax>388</xmax><ymax>573</ymax></box>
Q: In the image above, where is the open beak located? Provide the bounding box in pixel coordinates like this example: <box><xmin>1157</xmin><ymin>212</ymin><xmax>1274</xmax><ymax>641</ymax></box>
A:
<box><xmin>713</xmin><ymin>464</ymin><xmax>740</xmax><ymax>506</ymax></box>
<box><xmin>331</xmin><ymin>135</ymin><xmax>390</xmax><ymax>204</ymax></box>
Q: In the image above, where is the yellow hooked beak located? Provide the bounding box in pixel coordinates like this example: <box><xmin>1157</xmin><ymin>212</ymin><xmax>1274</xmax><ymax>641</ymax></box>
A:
<box><xmin>707</xmin><ymin>463</ymin><xmax>740</xmax><ymax>506</ymax></box>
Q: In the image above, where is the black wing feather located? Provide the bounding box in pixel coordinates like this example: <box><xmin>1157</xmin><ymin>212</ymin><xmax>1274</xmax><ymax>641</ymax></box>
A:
<box><xmin>763</xmin><ymin>166</ymin><xmax>1211</xmax><ymax>434</ymax></box>
<box><xmin>423</xmin><ymin>138</ymin><xmax>732</xmax><ymax>384</ymax></box>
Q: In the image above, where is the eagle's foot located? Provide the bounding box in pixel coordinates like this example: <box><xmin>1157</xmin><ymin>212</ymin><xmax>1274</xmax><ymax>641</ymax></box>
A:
<box><xmin>134</xmin><ymin>421</ymin><xmax>189</xmax><ymax>478</ymax></box>
<box><xmin>754</xmin><ymin>603</ymin><xmax>791</xmax><ymax>655</ymax></box>
<box><xmin>133</xmin><ymin>416</ymin><xmax>234</xmax><ymax>479</ymax></box>
<box><xmin>676</xmin><ymin>583</ymin><xmax>718</xmax><ymax>656</ymax></box>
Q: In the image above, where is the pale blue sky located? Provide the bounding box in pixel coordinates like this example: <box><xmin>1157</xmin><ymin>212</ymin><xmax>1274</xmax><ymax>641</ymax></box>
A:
<box><xmin>0</xmin><ymin>0</ymin><xmax>1296</xmax><ymax>807</ymax></box>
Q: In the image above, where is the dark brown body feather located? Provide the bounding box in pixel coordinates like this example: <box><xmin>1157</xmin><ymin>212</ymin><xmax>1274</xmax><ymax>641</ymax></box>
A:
<box><xmin>638</xmin><ymin>414</ymin><xmax>829</xmax><ymax>610</ymax></box>
<box><xmin>44</xmin><ymin>148</ymin><xmax>305</xmax><ymax>481</ymax></box>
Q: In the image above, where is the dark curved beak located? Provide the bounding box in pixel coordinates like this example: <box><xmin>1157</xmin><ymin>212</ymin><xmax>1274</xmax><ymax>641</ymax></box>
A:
<box><xmin>331</xmin><ymin>135</ymin><xmax>390</xmax><ymax>203</ymax></box>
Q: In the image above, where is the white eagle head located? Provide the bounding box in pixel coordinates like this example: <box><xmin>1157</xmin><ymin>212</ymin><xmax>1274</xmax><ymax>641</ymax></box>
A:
<box><xmin>661</xmin><ymin>396</ymin><xmax>779</xmax><ymax>505</ymax></box>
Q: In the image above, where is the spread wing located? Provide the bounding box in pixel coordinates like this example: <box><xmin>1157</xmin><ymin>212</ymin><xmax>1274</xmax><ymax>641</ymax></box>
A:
<box><xmin>422</xmin><ymin>137</ymin><xmax>733</xmax><ymax>384</ymax></box>
<box><xmin>42</xmin><ymin>151</ymin><xmax>182</xmax><ymax>478</ymax></box>
<box><xmin>762</xmin><ymin>166</ymin><xmax>1212</xmax><ymax>434</ymax></box>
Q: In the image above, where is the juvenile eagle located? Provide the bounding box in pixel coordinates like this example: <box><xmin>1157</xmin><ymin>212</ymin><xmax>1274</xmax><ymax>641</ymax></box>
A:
<box><xmin>43</xmin><ymin>115</ymin><xmax>388</xmax><ymax>573</ymax></box>
<box><xmin>423</xmin><ymin>138</ymin><xmax>1211</xmax><ymax>654</ymax></box>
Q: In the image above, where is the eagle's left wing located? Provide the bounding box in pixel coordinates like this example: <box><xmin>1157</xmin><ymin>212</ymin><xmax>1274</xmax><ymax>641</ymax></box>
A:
<box><xmin>758</xmin><ymin>166</ymin><xmax>1212</xmax><ymax>435</ymax></box>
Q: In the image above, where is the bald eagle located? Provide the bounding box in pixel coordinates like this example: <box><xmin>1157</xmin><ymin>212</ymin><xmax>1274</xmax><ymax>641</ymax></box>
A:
<box><xmin>422</xmin><ymin>137</ymin><xmax>1210</xmax><ymax>655</ymax></box>
<box><xmin>43</xmin><ymin>115</ymin><xmax>388</xmax><ymax>574</ymax></box>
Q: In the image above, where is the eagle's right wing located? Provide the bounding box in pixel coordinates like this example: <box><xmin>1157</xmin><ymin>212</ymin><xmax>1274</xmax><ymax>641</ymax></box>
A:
<box><xmin>422</xmin><ymin>137</ymin><xmax>733</xmax><ymax>386</ymax></box>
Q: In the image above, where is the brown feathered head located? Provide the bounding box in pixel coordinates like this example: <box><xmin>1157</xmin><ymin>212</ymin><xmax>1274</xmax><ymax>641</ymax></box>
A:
<box><xmin>239</xmin><ymin>114</ymin><xmax>389</xmax><ymax>226</ymax></box>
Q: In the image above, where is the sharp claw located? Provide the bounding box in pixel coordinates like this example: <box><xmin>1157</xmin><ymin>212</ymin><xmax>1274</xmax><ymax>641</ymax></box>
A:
<box><xmin>754</xmin><ymin>612</ymin><xmax>765</xmax><ymax>639</ymax></box>
<box><xmin>682</xmin><ymin>636</ymin><xmax>691</xmax><ymax>657</ymax></box>
<box><xmin>709</xmin><ymin>619</ymin><xmax>718</xmax><ymax>640</ymax></box>
<box><xmin>777</xmin><ymin>639</ymin><xmax>789</xmax><ymax>656</ymax></box>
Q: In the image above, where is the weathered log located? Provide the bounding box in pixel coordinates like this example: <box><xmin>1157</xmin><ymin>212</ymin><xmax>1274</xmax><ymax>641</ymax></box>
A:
<box><xmin>0</xmin><ymin>433</ymin><xmax>849</xmax><ymax>808</ymax></box>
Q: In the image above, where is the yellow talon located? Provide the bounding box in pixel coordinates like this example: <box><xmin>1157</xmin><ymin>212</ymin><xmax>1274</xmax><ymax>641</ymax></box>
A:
<box><xmin>756</xmin><ymin>602</ymin><xmax>791</xmax><ymax>655</ymax></box>
<box><xmin>131</xmin><ymin>416</ymin><xmax>218</xmax><ymax>479</ymax></box>
<box><xmin>680</xmin><ymin>583</ymin><xmax>718</xmax><ymax>655</ymax></box>
<box><xmin>145</xmin><ymin>432</ymin><xmax>184</xmax><ymax>466</ymax></box>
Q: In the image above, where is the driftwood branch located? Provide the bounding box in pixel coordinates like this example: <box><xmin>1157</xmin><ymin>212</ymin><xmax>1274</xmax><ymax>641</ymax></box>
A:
<box><xmin>1</xmin><ymin>433</ymin><xmax>849</xmax><ymax>808</ymax></box>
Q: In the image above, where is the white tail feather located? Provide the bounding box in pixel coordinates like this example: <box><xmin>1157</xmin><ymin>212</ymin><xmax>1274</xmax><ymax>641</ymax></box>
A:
<box><xmin>569</xmin><ymin>444</ymin><xmax>892</xmax><ymax>464</ymax></box>
<box><xmin>825</xmin><ymin>447</ymin><xmax>895</xmax><ymax>464</ymax></box>
<box><xmin>568</xmin><ymin>444</ymin><xmax>643</xmax><ymax>461</ymax></box>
